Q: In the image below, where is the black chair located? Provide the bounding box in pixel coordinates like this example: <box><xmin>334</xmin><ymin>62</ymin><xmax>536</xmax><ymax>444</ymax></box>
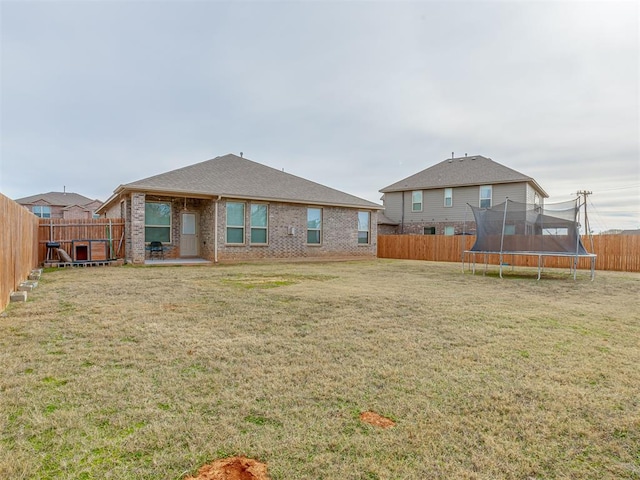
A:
<box><xmin>149</xmin><ymin>241</ymin><xmax>164</xmax><ymax>259</ymax></box>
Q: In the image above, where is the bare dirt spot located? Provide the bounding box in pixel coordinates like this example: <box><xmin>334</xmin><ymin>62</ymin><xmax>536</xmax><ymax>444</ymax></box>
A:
<box><xmin>184</xmin><ymin>456</ymin><xmax>269</xmax><ymax>480</ymax></box>
<box><xmin>360</xmin><ymin>411</ymin><xmax>396</xmax><ymax>428</ymax></box>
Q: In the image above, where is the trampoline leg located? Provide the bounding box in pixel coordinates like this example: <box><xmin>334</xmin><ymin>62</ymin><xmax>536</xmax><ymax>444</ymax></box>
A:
<box><xmin>537</xmin><ymin>255</ymin><xmax>542</xmax><ymax>281</ymax></box>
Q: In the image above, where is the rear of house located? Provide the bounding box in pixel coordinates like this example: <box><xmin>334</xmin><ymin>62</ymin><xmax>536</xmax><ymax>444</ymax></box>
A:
<box><xmin>98</xmin><ymin>154</ymin><xmax>381</xmax><ymax>264</ymax></box>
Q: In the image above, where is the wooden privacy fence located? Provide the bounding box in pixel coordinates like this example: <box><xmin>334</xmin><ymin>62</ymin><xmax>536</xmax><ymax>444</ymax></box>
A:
<box><xmin>1</xmin><ymin>193</ymin><xmax>39</xmax><ymax>312</ymax></box>
<box><xmin>377</xmin><ymin>234</ymin><xmax>640</xmax><ymax>273</ymax></box>
<box><xmin>38</xmin><ymin>218</ymin><xmax>126</xmax><ymax>264</ymax></box>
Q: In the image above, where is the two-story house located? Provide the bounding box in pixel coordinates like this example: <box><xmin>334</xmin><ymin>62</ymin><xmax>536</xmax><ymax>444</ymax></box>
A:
<box><xmin>379</xmin><ymin>155</ymin><xmax>548</xmax><ymax>235</ymax></box>
<box><xmin>15</xmin><ymin>191</ymin><xmax>103</xmax><ymax>219</ymax></box>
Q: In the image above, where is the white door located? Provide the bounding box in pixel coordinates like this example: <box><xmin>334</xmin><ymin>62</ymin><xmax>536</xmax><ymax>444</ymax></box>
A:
<box><xmin>180</xmin><ymin>212</ymin><xmax>198</xmax><ymax>256</ymax></box>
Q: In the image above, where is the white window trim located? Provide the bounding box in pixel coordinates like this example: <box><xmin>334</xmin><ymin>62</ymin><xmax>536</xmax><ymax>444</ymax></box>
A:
<box><xmin>307</xmin><ymin>207</ymin><xmax>322</xmax><ymax>245</ymax></box>
<box><xmin>411</xmin><ymin>190</ymin><xmax>423</xmax><ymax>212</ymax></box>
<box><xmin>480</xmin><ymin>185</ymin><xmax>492</xmax><ymax>209</ymax></box>
<box><xmin>145</xmin><ymin>201</ymin><xmax>172</xmax><ymax>244</ymax></box>
<box><xmin>33</xmin><ymin>205</ymin><xmax>51</xmax><ymax>218</ymax></box>
<box><xmin>357</xmin><ymin>211</ymin><xmax>371</xmax><ymax>245</ymax></box>
<box><xmin>250</xmin><ymin>203</ymin><xmax>268</xmax><ymax>245</ymax></box>
<box><xmin>444</xmin><ymin>188</ymin><xmax>453</xmax><ymax>208</ymax></box>
<box><xmin>226</xmin><ymin>201</ymin><xmax>246</xmax><ymax>245</ymax></box>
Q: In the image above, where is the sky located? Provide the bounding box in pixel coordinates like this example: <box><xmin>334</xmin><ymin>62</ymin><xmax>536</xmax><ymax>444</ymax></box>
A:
<box><xmin>1</xmin><ymin>0</ymin><xmax>638</xmax><ymax>232</ymax></box>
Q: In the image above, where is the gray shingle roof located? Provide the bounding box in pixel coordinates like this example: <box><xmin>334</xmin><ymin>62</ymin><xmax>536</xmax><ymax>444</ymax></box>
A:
<box><xmin>14</xmin><ymin>191</ymin><xmax>100</xmax><ymax>206</ymax></box>
<box><xmin>380</xmin><ymin>155</ymin><xmax>548</xmax><ymax>197</ymax></box>
<box><xmin>115</xmin><ymin>154</ymin><xmax>381</xmax><ymax>209</ymax></box>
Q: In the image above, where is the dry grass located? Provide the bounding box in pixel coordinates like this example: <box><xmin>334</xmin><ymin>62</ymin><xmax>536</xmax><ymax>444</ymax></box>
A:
<box><xmin>0</xmin><ymin>260</ymin><xmax>638</xmax><ymax>480</ymax></box>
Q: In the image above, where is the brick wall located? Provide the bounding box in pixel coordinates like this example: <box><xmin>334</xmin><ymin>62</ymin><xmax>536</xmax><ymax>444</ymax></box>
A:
<box><xmin>216</xmin><ymin>201</ymin><xmax>377</xmax><ymax>261</ymax></box>
<box><xmin>130</xmin><ymin>193</ymin><xmax>146</xmax><ymax>263</ymax></box>
<box><xmin>398</xmin><ymin>220</ymin><xmax>476</xmax><ymax>235</ymax></box>
<box><xmin>124</xmin><ymin>193</ymin><xmax>378</xmax><ymax>263</ymax></box>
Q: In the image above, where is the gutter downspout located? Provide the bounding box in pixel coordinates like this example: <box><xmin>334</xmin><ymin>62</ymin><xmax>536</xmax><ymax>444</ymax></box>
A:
<box><xmin>401</xmin><ymin>192</ymin><xmax>405</xmax><ymax>234</ymax></box>
<box><xmin>214</xmin><ymin>195</ymin><xmax>221</xmax><ymax>263</ymax></box>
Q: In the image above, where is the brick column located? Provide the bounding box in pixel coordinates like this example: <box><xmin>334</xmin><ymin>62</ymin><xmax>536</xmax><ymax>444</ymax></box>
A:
<box><xmin>131</xmin><ymin>192</ymin><xmax>146</xmax><ymax>264</ymax></box>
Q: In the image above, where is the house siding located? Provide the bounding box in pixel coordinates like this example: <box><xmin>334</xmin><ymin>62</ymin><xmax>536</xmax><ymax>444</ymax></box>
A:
<box><xmin>383</xmin><ymin>182</ymin><xmax>534</xmax><ymax>235</ymax></box>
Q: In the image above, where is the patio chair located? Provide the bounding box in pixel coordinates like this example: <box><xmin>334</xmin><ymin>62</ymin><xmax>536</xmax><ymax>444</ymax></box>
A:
<box><xmin>149</xmin><ymin>241</ymin><xmax>164</xmax><ymax>259</ymax></box>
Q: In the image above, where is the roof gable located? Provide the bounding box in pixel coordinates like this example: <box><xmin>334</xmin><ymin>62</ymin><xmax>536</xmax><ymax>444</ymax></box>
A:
<box><xmin>380</xmin><ymin>155</ymin><xmax>548</xmax><ymax>197</ymax></box>
<box><xmin>15</xmin><ymin>191</ymin><xmax>101</xmax><ymax>206</ymax></box>
<box><xmin>116</xmin><ymin>154</ymin><xmax>381</xmax><ymax>209</ymax></box>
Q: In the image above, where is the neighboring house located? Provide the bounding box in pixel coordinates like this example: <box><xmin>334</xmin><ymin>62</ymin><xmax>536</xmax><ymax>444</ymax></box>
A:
<box><xmin>377</xmin><ymin>211</ymin><xmax>399</xmax><ymax>235</ymax></box>
<box><xmin>15</xmin><ymin>191</ymin><xmax>103</xmax><ymax>219</ymax></box>
<box><xmin>97</xmin><ymin>153</ymin><xmax>382</xmax><ymax>264</ymax></box>
<box><xmin>379</xmin><ymin>155</ymin><xmax>548</xmax><ymax>235</ymax></box>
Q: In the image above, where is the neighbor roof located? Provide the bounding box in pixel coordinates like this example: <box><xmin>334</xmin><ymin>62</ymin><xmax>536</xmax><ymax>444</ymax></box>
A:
<box><xmin>380</xmin><ymin>155</ymin><xmax>548</xmax><ymax>197</ymax></box>
<box><xmin>14</xmin><ymin>191</ymin><xmax>101</xmax><ymax>206</ymax></box>
<box><xmin>102</xmin><ymin>154</ymin><xmax>381</xmax><ymax>210</ymax></box>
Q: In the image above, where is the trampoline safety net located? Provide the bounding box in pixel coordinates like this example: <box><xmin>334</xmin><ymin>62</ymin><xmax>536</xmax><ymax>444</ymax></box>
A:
<box><xmin>468</xmin><ymin>198</ymin><xmax>590</xmax><ymax>255</ymax></box>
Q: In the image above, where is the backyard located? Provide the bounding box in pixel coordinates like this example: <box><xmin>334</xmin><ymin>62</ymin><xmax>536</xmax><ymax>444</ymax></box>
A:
<box><xmin>0</xmin><ymin>260</ymin><xmax>638</xmax><ymax>479</ymax></box>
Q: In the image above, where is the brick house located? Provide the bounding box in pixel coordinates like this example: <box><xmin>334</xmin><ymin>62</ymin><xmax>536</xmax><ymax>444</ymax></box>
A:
<box><xmin>379</xmin><ymin>155</ymin><xmax>548</xmax><ymax>235</ymax></box>
<box><xmin>97</xmin><ymin>154</ymin><xmax>382</xmax><ymax>264</ymax></box>
<box><xmin>14</xmin><ymin>191</ymin><xmax>103</xmax><ymax>219</ymax></box>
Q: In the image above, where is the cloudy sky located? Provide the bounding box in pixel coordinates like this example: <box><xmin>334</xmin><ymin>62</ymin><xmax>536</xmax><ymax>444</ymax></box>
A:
<box><xmin>1</xmin><ymin>0</ymin><xmax>638</xmax><ymax>231</ymax></box>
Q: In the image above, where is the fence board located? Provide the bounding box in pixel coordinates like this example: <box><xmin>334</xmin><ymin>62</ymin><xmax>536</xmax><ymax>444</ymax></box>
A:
<box><xmin>38</xmin><ymin>218</ymin><xmax>126</xmax><ymax>264</ymax></box>
<box><xmin>1</xmin><ymin>193</ymin><xmax>40</xmax><ymax>312</ymax></box>
<box><xmin>377</xmin><ymin>234</ymin><xmax>640</xmax><ymax>273</ymax></box>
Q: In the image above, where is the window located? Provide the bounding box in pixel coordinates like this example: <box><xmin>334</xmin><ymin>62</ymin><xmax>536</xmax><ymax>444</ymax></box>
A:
<box><xmin>250</xmin><ymin>204</ymin><xmax>268</xmax><ymax>244</ymax></box>
<box><xmin>423</xmin><ymin>227</ymin><xmax>436</xmax><ymax>235</ymax></box>
<box><xmin>145</xmin><ymin>202</ymin><xmax>171</xmax><ymax>243</ymax></box>
<box><xmin>444</xmin><ymin>188</ymin><xmax>453</xmax><ymax>207</ymax></box>
<box><xmin>543</xmin><ymin>227</ymin><xmax>568</xmax><ymax>236</ymax></box>
<box><xmin>480</xmin><ymin>185</ymin><xmax>492</xmax><ymax>208</ymax></box>
<box><xmin>307</xmin><ymin>208</ymin><xmax>322</xmax><ymax>244</ymax></box>
<box><xmin>358</xmin><ymin>211</ymin><xmax>370</xmax><ymax>244</ymax></box>
<box><xmin>32</xmin><ymin>205</ymin><xmax>51</xmax><ymax>218</ymax></box>
<box><xmin>226</xmin><ymin>202</ymin><xmax>245</xmax><ymax>244</ymax></box>
<box><xmin>444</xmin><ymin>226</ymin><xmax>455</xmax><ymax>236</ymax></box>
<box><xmin>412</xmin><ymin>191</ymin><xmax>423</xmax><ymax>212</ymax></box>
<box><xmin>504</xmin><ymin>225</ymin><xmax>516</xmax><ymax>235</ymax></box>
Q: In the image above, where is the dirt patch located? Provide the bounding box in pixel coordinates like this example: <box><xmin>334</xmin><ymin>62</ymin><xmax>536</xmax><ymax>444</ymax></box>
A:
<box><xmin>184</xmin><ymin>457</ymin><xmax>269</xmax><ymax>480</ymax></box>
<box><xmin>360</xmin><ymin>411</ymin><xmax>396</xmax><ymax>428</ymax></box>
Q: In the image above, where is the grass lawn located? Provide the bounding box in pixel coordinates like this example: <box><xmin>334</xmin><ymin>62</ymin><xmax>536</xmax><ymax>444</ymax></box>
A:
<box><xmin>1</xmin><ymin>260</ymin><xmax>639</xmax><ymax>479</ymax></box>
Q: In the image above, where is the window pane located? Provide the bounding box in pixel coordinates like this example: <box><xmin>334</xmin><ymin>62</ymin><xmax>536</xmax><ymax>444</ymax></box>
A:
<box><xmin>145</xmin><ymin>227</ymin><xmax>170</xmax><ymax>243</ymax></box>
<box><xmin>444</xmin><ymin>188</ymin><xmax>453</xmax><ymax>207</ymax></box>
<box><xmin>444</xmin><ymin>226</ymin><xmax>455</xmax><ymax>236</ymax></box>
<box><xmin>227</xmin><ymin>227</ymin><xmax>244</xmax><ymax>243</ymax></box>
<box><xmin>227</xmin><ymin>202</ymin><xmax>245</xmax><ymax>226</ymax></box>
<box><xmin>251</xmin><ymin>204</ymin><xmax>267</xmax><ymax>227</ymax></box>
<box><xmin>358</xmin><ymin>212</ymin><xmax>370</xmax><ymax>232</ymax></box>
<box><xmin>412</xmin><ymin>191</ymin><xmax>422</xmax><ymax>211</ymax></box>
<box><xmin>307</xmin><ymin>208</ymin><xmax>321</xmax><ymax>229</ymax></box>
<box><xmin>480</xmin><ymin>185</ymin><xmax>492</xmax><ymax>208</ymax></box>
<box><xmin>307</xmin><ymin>230</ymin><xmax>321</xmax><ymax>244</ymax></box>
<box><xmin>145</xmin><ymin>202</ymin><xmax>171</xmax><ymax>225</ymax></box>
<box><xmin>251</xmin><ymin>228</ymin><xmax>267</xmax><ymax>244</ymax></box>
<box><xmin>504</xmin><ymin>225</ymin><xmax>516</xmax><ymax>235</ymax></box>
<box><xmin>358</xmin><ymin>231</ymin><xmax>369</xmax><ymax>244</ymax></box>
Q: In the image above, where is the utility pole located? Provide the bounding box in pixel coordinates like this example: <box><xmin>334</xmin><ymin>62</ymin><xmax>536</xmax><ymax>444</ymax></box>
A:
<box><xmin>577</xmin><ymin>190</ymin><xmax>594</xmax><ymax>251</ymax></box>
